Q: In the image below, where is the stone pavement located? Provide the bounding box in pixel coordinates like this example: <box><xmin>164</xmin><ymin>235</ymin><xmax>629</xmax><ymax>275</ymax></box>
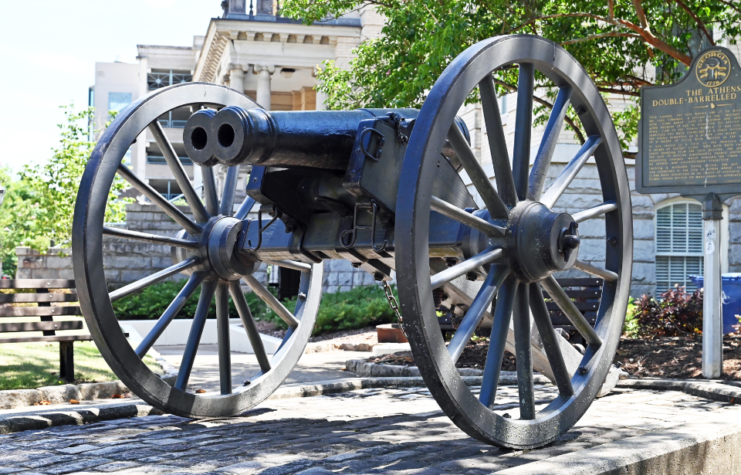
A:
<box><xmin>154</xmin><ymin>346</ymin><xmax>369</xmax><ymax>392</ymax></box>
<box><xmin>1</xmin><ymin>383</ymin><xmax>740</xmax><ymax>474</ymax></box>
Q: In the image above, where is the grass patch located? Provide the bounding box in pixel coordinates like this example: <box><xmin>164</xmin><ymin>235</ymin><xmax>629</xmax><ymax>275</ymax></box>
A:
<box><xmin>0</xmin><ymin>341</ymin><xmax>162</xmax><ymax>391</ymax></box>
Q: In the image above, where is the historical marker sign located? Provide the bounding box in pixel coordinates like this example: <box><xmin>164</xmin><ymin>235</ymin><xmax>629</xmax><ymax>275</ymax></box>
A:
<box><xmin>637</xmin><ymin>47</ymin><xmax>741</xmax><ymax>195</ymax></box>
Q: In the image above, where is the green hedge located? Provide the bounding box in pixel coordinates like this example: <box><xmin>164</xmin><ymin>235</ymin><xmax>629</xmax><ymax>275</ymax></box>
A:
<box><xmin>112</xmin><ymin>279</ymin><xmax>399</xmax><ymax>336</ymax></box>
<box><xmin>112</xmin><ymin>280</ymin><xmax>274</xmax><ymax>322</ymax></box>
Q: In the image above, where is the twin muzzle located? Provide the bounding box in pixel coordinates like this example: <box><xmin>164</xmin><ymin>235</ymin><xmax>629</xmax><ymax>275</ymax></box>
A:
<box><xmin>183</xmin><ymin>106</ymin><xmax>275</xmax><ymax>167</ymax></box>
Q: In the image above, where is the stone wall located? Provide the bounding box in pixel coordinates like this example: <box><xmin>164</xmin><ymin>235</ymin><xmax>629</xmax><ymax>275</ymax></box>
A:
<box><xmin>16</xmin><ymin>203</ymin><xmax>379</xmax><ymax>293</ymax></box>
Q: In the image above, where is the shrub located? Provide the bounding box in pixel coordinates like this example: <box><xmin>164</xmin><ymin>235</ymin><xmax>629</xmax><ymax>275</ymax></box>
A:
<box><xmin>112</xmin><ymin>280</ymin><xmax>399</xmax><ymax>336</ymax></box>
<box><xmin>259</xmin><ymin>284</ymin><xmax>399</xmax><ymax>336</ymax></box>
<box><xmin>112</xmin><ymin>279</ymin><xmax>274</xmax><ymax>321</ymax></box>
<box><xmin>626</xmin><ymin>285</ymin><xmax>703</xmax><ymax>338</ymax></box>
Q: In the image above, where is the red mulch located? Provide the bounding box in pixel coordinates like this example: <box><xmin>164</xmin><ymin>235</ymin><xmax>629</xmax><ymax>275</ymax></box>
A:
<box><xmin>366</xmin><ymin>334</ymin><xmax>741</xmax><ymax>380</ymax></box>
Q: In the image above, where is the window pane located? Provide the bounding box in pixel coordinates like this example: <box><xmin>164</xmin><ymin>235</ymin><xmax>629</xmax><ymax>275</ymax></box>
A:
<box><xmin>108</xmin><ymin>92</ymin><xmax>132</xmax><ymax>113</ymax></box>
<box><xmin>655</xmin><ymin>201</ymin><xmax>706</xmax><ymax>296</ymax></box>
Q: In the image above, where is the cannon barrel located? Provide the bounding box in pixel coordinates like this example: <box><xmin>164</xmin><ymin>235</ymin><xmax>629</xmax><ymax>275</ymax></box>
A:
<box><xmin>183</xmin><ymin>108</ymin><xmax>418</xmax><ymax>169</ymax></box>
<box><xmin>183</xmin><ymin>107</ymin><xmax>470</xmax><ymax>170</ymax></box>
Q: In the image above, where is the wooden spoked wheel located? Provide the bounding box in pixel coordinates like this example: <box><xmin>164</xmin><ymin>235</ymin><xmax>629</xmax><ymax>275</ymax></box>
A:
<box><xmin>396</xmin><ymin>35</ymin><xmax>632</xmax><ymax>449</ymax></box>
<box><xmin>73</xmin><ymin>83</ymin><xmax>323</xmax><ymax>418</ymax></box>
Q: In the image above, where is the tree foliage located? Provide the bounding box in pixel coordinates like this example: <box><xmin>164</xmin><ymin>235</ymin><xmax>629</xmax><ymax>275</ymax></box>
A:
<box><xmin>0</xmin><ymin>107</ymin><xmax>127</xmax><ymax>275</ymax></box>
<box><xmin>282</xmin><ymin>0</ymin><xmax>741</xmax><ymax>151</ymax></box>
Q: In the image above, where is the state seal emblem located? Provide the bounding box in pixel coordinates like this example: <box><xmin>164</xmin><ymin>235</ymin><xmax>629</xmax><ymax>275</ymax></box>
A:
<box><xmin>696</xmin><ymin>51</ymin><xmax>731</xmax><ymax>87</ymax></box>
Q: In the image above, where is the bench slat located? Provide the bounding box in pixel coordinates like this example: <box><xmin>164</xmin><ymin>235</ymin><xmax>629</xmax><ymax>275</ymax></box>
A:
<box><xmin>0</xmin><ymin>306</ymin><xmax>81</xmax><ymax>317</ymax></box>
<box><xmin>0</xmin><ymin>293</ymin><xmax>77</xmax><ymax>303</ymax></box>
<box><xmin>543</xmin><ymin>289</ymin><xmax>601</xmax><ymax>299</ymax></box>
<box><xmin>0</xmin><ymin>334</ymin><xmax>94</xmax><ymax>344</ymax></box>
<box><xmin>0</xmin><ymin>279</ymin><xmax>75</xmax><ymax>290</ymax></box>
<box><xmin>553</xmin><ymin>278</ymin><xmax>603</xmax><ymax>287</ymax></box>
<box><xmin>551</xmin><ymin>314</ymin><xmax>598</xmax><ymax>326</ymax></box>
<box><xmin>0</xmin><ymin>321</ymin><xmax>83</xmax><ymax>333</ymax></box>
<box><xmin>546</xmin><ymin>301</ymin><xmax>599</xmax><ymax>312</ymax></box>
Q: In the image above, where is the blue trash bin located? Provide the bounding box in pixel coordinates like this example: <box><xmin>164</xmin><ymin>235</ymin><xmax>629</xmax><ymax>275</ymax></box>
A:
<box><xmin>688</xmin><ymin>273</ymin><xmax>741</xmax><ymax>334</ymax></box>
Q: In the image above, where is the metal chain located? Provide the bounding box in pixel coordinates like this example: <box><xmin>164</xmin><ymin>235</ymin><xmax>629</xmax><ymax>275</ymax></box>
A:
<box><xmin>382</xmin><ymin>280</ymin><xmax>407</xmax><ymax>337</ymax></box>
<box><xmin>386</xmin><ymin>112</ymin><xmax>411</xmax><ymax>144</ymax></box>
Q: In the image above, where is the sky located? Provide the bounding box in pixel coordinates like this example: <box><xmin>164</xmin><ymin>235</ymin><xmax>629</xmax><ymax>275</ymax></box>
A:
<box><xmin>0</xmin><ymin>0</ymin><xmax>223</xmax><ymax>172</ymax></box>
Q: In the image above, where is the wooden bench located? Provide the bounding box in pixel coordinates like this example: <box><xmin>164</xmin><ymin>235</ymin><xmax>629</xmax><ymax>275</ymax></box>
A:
<box><xmin>543</xmin><ymin>277</ymin><xmax>603</xmax><ymax>344</ymax></box>
<box><xmin>0</xmin><ymin>279</ymin><xmax>92</xmax><ymax>383</ymax></box>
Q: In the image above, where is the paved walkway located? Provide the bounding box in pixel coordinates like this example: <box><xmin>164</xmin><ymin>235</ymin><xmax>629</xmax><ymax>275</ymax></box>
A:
<box><xmin>1</xmin><ymin>384</ymin><xmax>740</xmax><ymax>474</ymax></box>
<box><xmin>154</xmin><ymin>346</ymin><xmax>369</xmax><ymax>391</ymax></box>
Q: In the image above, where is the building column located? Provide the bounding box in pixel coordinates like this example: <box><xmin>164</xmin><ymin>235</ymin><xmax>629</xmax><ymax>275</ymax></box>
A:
<box><xmin>316</xmin><ymin>89</ymin><xmax>328</xmax><ymax>111</ymax></box>
<box><xmin>229</xmin><ymin>67</ymin><xmax>245</xmax><ymax>94</ymax></box>
<box><xmin>255</xmin><ymin>65</ymin><xmax>274</xmax><ymax>109</ymax></box>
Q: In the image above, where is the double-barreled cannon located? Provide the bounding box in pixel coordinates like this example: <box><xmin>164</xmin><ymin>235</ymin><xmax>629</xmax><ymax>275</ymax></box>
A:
<box><xmin>73</xmin><ymin>35</ymin><xmax>632</xmax><ymax>449</ymax></box>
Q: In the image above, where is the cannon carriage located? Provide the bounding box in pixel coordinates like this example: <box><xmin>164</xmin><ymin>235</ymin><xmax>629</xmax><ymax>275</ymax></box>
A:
<box><xmin>73</xmin><ymin>35</ymin><xmax>632</xmax><ymax>449</ymax></box>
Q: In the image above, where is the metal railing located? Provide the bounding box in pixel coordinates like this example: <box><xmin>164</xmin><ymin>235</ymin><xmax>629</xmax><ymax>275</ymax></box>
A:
<box><xmin>168</xmin><ymin>184</ymin><xmax>204</xmax><ymax>203</ymax></box>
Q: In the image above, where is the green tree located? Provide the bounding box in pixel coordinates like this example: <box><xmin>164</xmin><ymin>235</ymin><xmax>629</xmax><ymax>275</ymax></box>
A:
<box><xmin>282</xmin><ymin>0</ymin><xmax>741</xmax><ymax>152</ymax></box>
<box><xmin>0</xmin><ymin>106</ymin><xmax>127</xmax><ymax>276</ymax></box>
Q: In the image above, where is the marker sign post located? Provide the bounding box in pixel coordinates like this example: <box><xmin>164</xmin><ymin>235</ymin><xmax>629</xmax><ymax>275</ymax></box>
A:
<box><xmin>638</xmin><ymin>47</ymin><xmax>741</xmax><ymax>378</ymax></box>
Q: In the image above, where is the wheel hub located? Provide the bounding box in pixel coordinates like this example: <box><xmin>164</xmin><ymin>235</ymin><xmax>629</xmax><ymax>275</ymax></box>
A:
<box><xmin>506</xmin><ymin>201</ymin><xmax>579</xmax><ymax>282</ymax></box>
<box><xmin>171</xmin><ymin>216</ymin><xmax>256</xmax><ymax>281</ymax></box>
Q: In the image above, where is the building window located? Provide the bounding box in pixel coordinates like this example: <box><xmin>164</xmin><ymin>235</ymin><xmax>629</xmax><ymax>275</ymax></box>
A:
<box><xmin>147</xmin><ymin>154</ymin><xmax>193</xmax><ymax>166</ymax></box>
<box><xmin>108</xmin><ymin>92</ymin><xmax>132</xmax><ymax>113</ymax></box>
<box><xmin>148</xmin><ymin>70</ymin><xmax>192</xmax><ymax>90</ymax></box>
<box><xmin>655</xmin><ymin>201</ymin><xmax>704</xmax><ymax>294</ymax></box>
<box><xmin>148</xmin><ymin>179</ymin><xmax>182</xmax><ymax>201</ymax></box>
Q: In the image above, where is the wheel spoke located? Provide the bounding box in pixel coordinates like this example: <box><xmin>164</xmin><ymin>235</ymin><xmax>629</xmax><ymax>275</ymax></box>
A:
<box><xmin>117</xmin><ymin>164</ymin><xmax>201</xmax><ymax>235</ymax></box>
<box><xmin>242</xmin><ymin>275</ymin><xmax>300</xmax><ymax>328</ymax></box>
<box><xmin>448</xmin><ymin>124</ymin><xmax>509</xmax><ymax>220</ymax></box>
<box><xmin>202</xmin><ymin>166</ymin><xmax>219</xmax><ymax>216</ymax></box>
<box><xmin>220</xmin><ymin>165</ymin><xmax>240</xmax><ymax>216</ymax></box>
<box><xmin>109</xmin><ymin>257</ymin><xmax>199</xmax><ymax>302</ymax></box>
<box><xmin>266</xmin><ymin>260</ymin><xmax>312</xmax><ymax>272</ymax></box>
<box><xmin>541</xmin><ymin>276</ymin><xmax>602</xmax><ymax>347</ymax></box>
<box><xmin>431</xmin><ymin>247</ymin><xmax>503</xmax><ymax>289</ymax></box>
<box><xmin>540</xmin><ymin>135</ymin><xmax>602</xmax><ymax>209</ymax></box>
<box><xmin>103</xmin><ymin>226</ymin><xmax>198</xmax><ymax>249</ymax></box>
<box><xmin>573</xmin><ymin>260</ymin><xmax>618</xmax><ymax>282</ymax></box>
<box><xmin>512</xmin><ymin>63</ymin><xmax>534</xmax><ymax>200</ymax></box>
<box><xmin>527</xmin><ymin>87</ymin><xmax>572</xmax><ymax>201</ymax></box>
<box><xmin>513</xmin><ymin>283</ymin><xmax>535</xmax><ymax>420</ymax></box>
<box><xmin>174</xmin><ymin>279</ymin><xmax>217</xmax><ymax>391</ymax></box>
<box><xmin>572</xmin><ymin>202</ymin><xmax>618</xmax><ymax>223</ymax></box>
<box><xmin>135</xmin><ymin>272</ymin><xmax>206</xmax><ymax>358</ymax></box>
<box><xmin>148</xmin><ymin>121</ymin><xmax>210</xmax><ymax>223</ymax></box>
<box><xmin>479</xmin><ymin>276</ymin><xmax>517</xmax><ymax>408</ymax></box>
<box><xmin>529</xmin><ymin>282</ymin><xmax>574</xmax><ymax>397</ymax></box>
<box><xmin>448</xmin><ymin>266</ymin><xmax>509</xmax><ymax>363</ymax></box>
<box><xmin>215</xmin><ymin>284</ymin><xmax>232</xmax><ymax>395</ymax></box>
<box><xmin>229</xmin><ymin>280</ymin><xmax>271</xmax><ymax>373</ymax></box>
<box><xmin>431</xmin><ymin>196</ymin><xmax>506</xmax><ymax>237</ymax></box>
<box><xmin>235</xmin><ymin>196</ymin><xmax>256</xmax><ymax>220</ymax></box>
<box><xmin>479</xmin><ymin>74</ymin><xmax>517</xmax><ymax>207</ymax></box>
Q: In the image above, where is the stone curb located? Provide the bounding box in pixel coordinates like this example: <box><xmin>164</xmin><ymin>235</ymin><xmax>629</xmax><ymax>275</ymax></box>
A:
<box><xmin>0</xmin><ymin>381</ymin><xmax>131</xmax><ymax>410</ymax></box>
<box><xmin>499</xmin><ymin>414</ymin><xmax>741</xmax><ymax>474</ymax></box>
<box><xmin>0</xmin><ymin>404</ymin><xmax>162</xmax><ymax>435</ymax></box>
<box><xmin>346</xmin><ymin>359</ymin><xmax>485</xmax><ymax>377</ymax></box>
<box><xmin>345</xmin><ymin>359</ymin><xmax>553</xmax><ymax>385</ymax></box>
<box><xmin>305</xmin><ymin>342</ymin><xmax>375</xmax><ymax>353</ymax></box>
<box><xmin>270</xmin><ymin>376</ymin><xmax>486</xmax><ymax>400</ymax></box>
<box><xmin>617</xmin><ymin>378</ymin><xmax>741</xmax><ymax>404</ymax></box>
<box><xmin>0</xmin><ymin>348</ymin><xmax>176</xmax><ymax>411</ymax></box>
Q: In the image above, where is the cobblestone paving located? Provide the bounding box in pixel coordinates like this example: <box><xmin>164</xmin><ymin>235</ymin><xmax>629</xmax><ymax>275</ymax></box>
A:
<box><xmin>0</xmin><ymin>385</ymin><xmax>739</xmax><ymax>474</ymax></box>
